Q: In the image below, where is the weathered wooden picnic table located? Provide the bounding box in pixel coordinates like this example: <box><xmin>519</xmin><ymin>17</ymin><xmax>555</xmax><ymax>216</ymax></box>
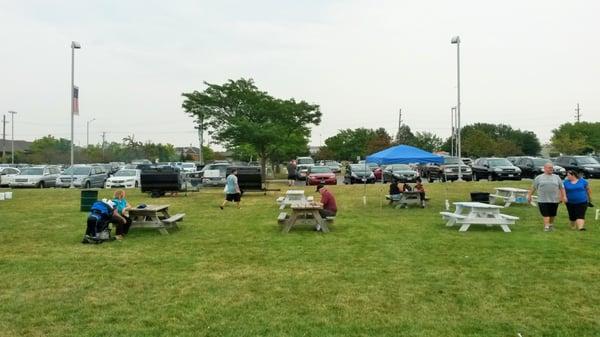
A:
<box><xmin>278</xmin><ymin>202</ymin><xmax>330</xmax><ymax>233</ymax></box>
<box><xmin>276</xmin><ymin>190</ymin><xmax>313</xmax><ymax>209</ymax></box>
<box><xmin>385</xmin><ymin>191</ymin><xmax>425</xmax><ymax>208</ymax></box>
<box><xmin>440</xmin><ymin>201</ymin><xmax>519</xmax><ymax>233</ymax></box>
<box><xmin>490</xmin><ymin>187</ymin><xmax>535</xmax><ymax>207</ymax></box>
<box><xmin>128</xmin><ymin>204</ymin><xmax>185</xmax><ymax>235</ymax></box>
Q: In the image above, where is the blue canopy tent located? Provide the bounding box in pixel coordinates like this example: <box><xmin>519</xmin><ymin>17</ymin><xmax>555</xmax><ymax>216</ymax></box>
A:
<box><xmin>366</xmin><ymin>144</ymin><xmax>443</xmax><ymax>166</ymax></box>
<box><xmin>362</xmin><ymin>144</ymin><xmax>443</xmax><ymax>205</ymax></box>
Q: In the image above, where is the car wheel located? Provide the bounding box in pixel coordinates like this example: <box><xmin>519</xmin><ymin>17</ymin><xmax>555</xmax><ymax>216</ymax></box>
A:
<box><xmin>487</xmin><ymin>174</ymin><xmax>494</xmax><ymax>182</ymax></box>
<box><xmin>38</xmin><ymin>181</ymin><xmax>45</xmax><ymax>189</ymax></box>
<box><xmin>84</xmin><ymin>181</ymin><xmax>91</xmax><ymax>189</ymax></box>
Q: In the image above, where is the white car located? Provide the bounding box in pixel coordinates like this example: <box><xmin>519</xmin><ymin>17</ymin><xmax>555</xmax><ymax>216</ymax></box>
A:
<box><xmin>0</xmin><ymin>167</ymin><xmax>20</xmax><ymax>187</ymax></box>
<box><xmin>9</xmin><ymin>165</ymin><xmax>61</xmax><ymax>188</ymax></box>
<box><xmin>105</xmin><ymin>169</ymin><xmax>141</xmax><ymax>188</ymax></box>
<box><xmin>180</xmin><ymin>162</ymin><xmax>197</xmax><ymax>173</ymax></box>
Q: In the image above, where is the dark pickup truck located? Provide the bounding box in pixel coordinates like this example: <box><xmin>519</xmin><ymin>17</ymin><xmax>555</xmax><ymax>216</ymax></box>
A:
<box><xmin>421</xmin><ymin>157</ymin><xmax>473</xmax><ymax>182</ymax></box>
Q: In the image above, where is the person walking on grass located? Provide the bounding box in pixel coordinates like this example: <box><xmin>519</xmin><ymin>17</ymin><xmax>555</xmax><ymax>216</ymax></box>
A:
<box><xmin>220</xmin><ymin>169</ymin><xmax>241</xmax><ymax>209</ymax></box>
<box><xmin>287</xmin><ymin>160</ymin><xmax>297</xmax><ymax>186</ymax></box>
<box><xmin>563</xmin><ymin>170</ymin><xmax>592</xmax><ymax>231</ymax></box>
<box><xmin>528</xmin><ymin>162</ymin><xmax>565</xmax><ymax>232</ymax></box>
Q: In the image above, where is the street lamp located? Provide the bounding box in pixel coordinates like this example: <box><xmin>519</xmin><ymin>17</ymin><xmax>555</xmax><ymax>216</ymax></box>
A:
<box><xmin>8</xmin><ymin>111</ymin><xmax>17</xmax><ymax>164</ymax></box>
<box><xmin>86</xmin><ymin>118</ymin><xmax>95</xmax><ymax>148</ymax></box>
<box><xmin>450</xmin><ymin>106</ymin><xmax>457</xmax><ymax>156</ymax></box>
<box><xmin>451</xmin><ymin>35</ymin><xmax>463</xmax><ymax>181</ymax></box>
<box><xmin>70</xmin><ymin>41</ymin><xmax>81</xmax><ymax>187</ymax></box>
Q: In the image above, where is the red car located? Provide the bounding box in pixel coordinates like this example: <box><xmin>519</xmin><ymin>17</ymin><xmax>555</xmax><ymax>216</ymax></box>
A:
<box><xmin>305</xmin><ymin>166</ymin><xmax>337</xmax><ymax>185</ymax></box>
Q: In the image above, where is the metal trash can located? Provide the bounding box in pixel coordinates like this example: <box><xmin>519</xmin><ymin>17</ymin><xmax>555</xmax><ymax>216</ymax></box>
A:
<box><xmin>81</xmin><ymin>189</ymin><xmax>99</xmax><ymax>212</ymax></box>
<box><xmin>470</xmin><ymin>192</ymin><xmax>490</xmax><ymax>204</ymax></box>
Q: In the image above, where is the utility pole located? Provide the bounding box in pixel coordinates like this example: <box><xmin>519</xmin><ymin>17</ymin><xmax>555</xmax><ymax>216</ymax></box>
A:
<box><xmin>2</xmin><ymin>115</ymin><xmax>6</xmax><ymax>161</ymax></box>
<box><xmin>101</xmin><ymin>131</ymin><xmax>106</xmax><ymax>161</ymax></box>
<box><xmin>575</xmin><ymin>103</ymin><xmax>582</xmax><ymax>122</ymax></box>
<box><xmin>396</xmin><ymin>108</ymin><xmax>402</xmax><ymax>142</ymax></box>
<box><xmin>195</xmin><ymin>117</ymin><xmax>204</xmax><ymax>165</ymax></box>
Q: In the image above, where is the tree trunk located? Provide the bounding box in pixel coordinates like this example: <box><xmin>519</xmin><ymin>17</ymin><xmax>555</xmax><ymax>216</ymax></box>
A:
<box><xmin>259</xmin><ymin>155</ymin><xmax>268</xmax><ymax>182</ymax></box>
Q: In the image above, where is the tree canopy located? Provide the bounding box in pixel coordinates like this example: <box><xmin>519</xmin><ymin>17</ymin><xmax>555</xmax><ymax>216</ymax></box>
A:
<box><xmin>318</xmin><ymin>128</ymin><xmax>392</xmax><ymax>161</ymax></box>
<box><xmin>551</xmin><ymin>122</ymin><xmax>600</xmax><ymax>154</ymax></box>
<box><xmin>445</xmin><ymin>123</ymin><xmax>541</xmax><ymax>157</ymax></box>
<box><xmin>182</xmin><ymin>78</ymin><xmax>321</xmax><ymax>178</ymax></box>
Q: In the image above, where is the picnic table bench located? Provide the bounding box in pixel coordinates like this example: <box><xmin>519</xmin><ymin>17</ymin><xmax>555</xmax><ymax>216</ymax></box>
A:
<box><xmin>440</xmin><ymin>201</ymin><xmax>519</xmax><ymax>233</ymax></box>
<box><xmin>278</xmin><ymin>202</ymin><xmax>332</xmax><ymax>233</ymax></box>
<box><xmin>490</xmin><ymin>187</ymin><xmax>537</xmax><ymax>207</ymax></box>
<box><xmin>128</xmin><ymin>204</ymin><xmax>185</xmax><ymax>235</ymax></box>
<box><xmin>385</xmin><ymin>191</ymin><xmax>426</xmax><ymax>208</ymax></box>
<box><xmin>276</xmin><ymin>190</ymin><xmax>314</xmax><ymax>209</ymax></box>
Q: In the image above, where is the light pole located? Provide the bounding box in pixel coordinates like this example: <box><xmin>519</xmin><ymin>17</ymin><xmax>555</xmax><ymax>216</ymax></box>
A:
<box><xmin>70</xmin><ymin>41</ymin><xmax>81</xmax><ymax>187</ymax></box>
<box><xmin>86</xmin><ymin>118</ymin><xmax>95</xmax><ymax>148</ymax></box>
<box><xmin>8</xmin><ymin>111</ymin><xmax>17</xmax><ymax>164</ymax></box>
<box><xmin>450</xmin><ymin>106</ymin><xmax>457</xmax><ymax>156</ymax></box>
<box><xmin>451</xmin><ymin>35</ymin><xmax>463</xmax><ymax>181</ymax></box>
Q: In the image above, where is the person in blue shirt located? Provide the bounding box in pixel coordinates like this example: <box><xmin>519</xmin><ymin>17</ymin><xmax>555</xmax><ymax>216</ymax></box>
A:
<box><xmin>220</xmin><ymin>169</ymin><xmax>241</xmax><ymax>209</ymax></box>
<box><xmin>563</xmin><ymin>170</ymin><xmax>593</xmax><ymax>231</ymax></box>
<box><xmin>112</xmin><ymin>189</ymin><xmax>133</xmax><ymax>239</ymax></box>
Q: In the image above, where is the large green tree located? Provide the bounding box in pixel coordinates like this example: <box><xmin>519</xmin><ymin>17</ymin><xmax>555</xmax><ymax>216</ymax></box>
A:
<box><xmin>452</xmin><ymin>123</ymin><xmax>541</xmax><ymax>157</ymax></box>
<box><xmin>322</xmin><ymin>127</ymin><xmax>392</xmax><ymax>161</ymax></box>
<box><xmin>551</xmin><ymin>122</ymin><xmax>600</xmax><ymax>154</ymax></box>
<box><xmin>411</xmin><ymin>131</ymin><xmax>443</xmax><ymax>152</ymax></box>
<box><xmin>182</xmin><ymin>78</ymin><xmax>321</xmax><ymax>179</ymax></box>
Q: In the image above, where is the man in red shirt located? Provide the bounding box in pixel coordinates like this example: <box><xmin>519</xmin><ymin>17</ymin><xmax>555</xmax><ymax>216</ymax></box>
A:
<box><xmin>316</xmin><ymin>184</ymin><xmax>337</xmax><ymax>218</ymax></box>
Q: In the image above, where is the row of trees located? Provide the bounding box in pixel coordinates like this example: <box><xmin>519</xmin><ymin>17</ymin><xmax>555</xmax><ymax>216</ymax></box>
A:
<box><xmin>11</xmin><ymin>135</ymin><xmax>183</xmax><ymax>164</ymax></box>
<box><xmin>551</xmin><ymin>122</ymin><xmax>600</xmax><ymax>155</ymax></box>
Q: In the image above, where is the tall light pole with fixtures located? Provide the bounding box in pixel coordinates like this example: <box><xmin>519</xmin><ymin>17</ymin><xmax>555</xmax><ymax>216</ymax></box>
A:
<box><xmin>451</xmin><ymin>35</ymin><xmax>463</xmax><ymax>181</ymax></box>
<box><xmin>86</xmin><ymin>118</ymin><xmax>95</xmax><ymax>148</ymax></box>
<box><xmin>8</xmin><ymin>111</ymin><xmax>17</xmax><ymax>164</ymax></box>
<box><xmin>70</xmin><ymin>41</ymin><xmax>81</xmax><ymax>187</ymax></box>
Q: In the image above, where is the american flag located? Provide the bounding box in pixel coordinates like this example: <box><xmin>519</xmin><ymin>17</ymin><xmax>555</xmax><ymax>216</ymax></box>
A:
<box><xmin>72</xmin><ymin>86</ymin><xmax>79</xmax><ymax>115</ymax></box>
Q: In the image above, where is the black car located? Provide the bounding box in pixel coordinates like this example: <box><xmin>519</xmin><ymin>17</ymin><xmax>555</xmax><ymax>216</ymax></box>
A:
<box><xmin>472</xmin><ymin>158</ymin><xmax>522</xmax><ymax>181</ymax></box>
<box><xmin>553</xmin><ymin>156</ymin><xmax>600</xmax><ymax>178</ymax></box>
<box><xmin>421</xmin><ymin>157</ymin><xmax>473</xmax><ymax>182</ymax></box>
<box><xmin>515</xmin><ymin>157</ymin><xmax>566</xmax><ymax>179</ymax></box>
<box><xmin>344</xmin><ymin>164</ymin><xmax>376</xmax><ymax>184</ymax></box>
<box><xmin>382</xmin><ymin>164</ymin><xmax>419</xmax><ymax>183</ymax></box>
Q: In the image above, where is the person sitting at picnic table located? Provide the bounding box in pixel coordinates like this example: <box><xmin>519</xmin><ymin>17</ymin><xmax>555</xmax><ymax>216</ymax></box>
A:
<box><xmin>563</xmin><ymin>170</ymin><xmax>592</xmax><ymax>231</ymax></box>
<box><xmin>112</xmin><ymin>189</ymin><xmax>133</xmax><ymax>240</ymax></box>
<box><xmin>413</xmin><ymin>177</ymin><xmax>426</xmax><ymax>208</ymax></box>
<box><xmin>220</xmin><ymin>169</ymin><xmax>241</xmax><ymax>209</ymax></box>
<box><xmin>316</xmin><ymin>183</ymin><xmax>337</xmax><ymax>219</ymax></box>
<box><xmin>388</xmin><ymin>178</ymin><xmax>402</xmax><ymax>203</ymax></box>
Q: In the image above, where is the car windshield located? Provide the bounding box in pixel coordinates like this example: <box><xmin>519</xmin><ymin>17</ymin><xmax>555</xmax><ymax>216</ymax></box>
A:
<box><xmin>310</xmin><ymin>167</ymin><xmax>332</xmax><ymax>173</ymax></box>
<box><xmin>532</xmin><ymin>158</ymin><xmax>550</xmax><ymax>166</ymax></box>
<box><xmin>115</xmin><ymin>170</ymin><xmax>136</xmax><ymax>177</ymax></box>
<box><xmin>182</xmin><ymin>163</ymin><xmax>195</xmax><ymax>168</ymax></box>
<box><xmin>444</xmin><ymin>157</ymin><xmax>460</xmax><ymax>165</ymax></box>
<box><xmin>325</xmin><ymin>161</ymin><xmax>340</xmax><ymax>166</ymax></box>
<box><xmin>20</xmin><ymin>168</ymin><xmax>44</xmax><ymax>175</ymax></box>
<box><xmin>350</xmin><ymin>164</ymin><xmax>370</xmax><ymax>172</ymax></box>
<box><xmin>297</xmin><ymin>158</ymin><xmax>314</xmax><ymax>165</ymax></box>
<box><xmin>63</xmin><ymin>167</ymin><xmax>91</xmax><ymax>175</ymax></box>
<box><xmin>488</xmin><ymin>159</ymin><xmax>512</xmax><ymax>167</ymax></box>
<box><xmin>389</xmin><ymin>164</ymin><xmax>411</xmax><ymax>171</ymax></box>
<box><xmin>576</xmin><ymin>157</ymin><xmax>599</xmax><ymax>164</ymax></box>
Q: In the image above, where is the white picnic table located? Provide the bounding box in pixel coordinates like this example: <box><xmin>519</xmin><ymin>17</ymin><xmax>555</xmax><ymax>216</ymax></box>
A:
<box><xmin>276</xmin><ymin>190</ymin><xmax>313</xmax><ymax>209</ymax></box>
<box><xmin>490</xmin><ymin>187</ymin><xmax>535</xmax><ymax>207</ymax></box>
<box><xmin>440</xmin><ymin>201</ymin><xmax>519</xmax><ymax>233</ymax></box>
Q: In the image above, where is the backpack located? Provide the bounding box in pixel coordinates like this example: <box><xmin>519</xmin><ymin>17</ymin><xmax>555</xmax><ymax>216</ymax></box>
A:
<box><xmin>82</xmin><ymin>201</ymin><xmax>115</xmax><ymax>244</ymax></box>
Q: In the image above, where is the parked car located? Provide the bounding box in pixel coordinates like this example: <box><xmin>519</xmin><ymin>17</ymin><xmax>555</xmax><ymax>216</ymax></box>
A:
<box><xmin>506</xmin><ymin>156</ymin><xmax>526</xmax><ymax>165</ymax></box>
<box><xmin>180</xmin><ymin>162</ymin><xmax>197</xmax><ymax>173</ymax></box>
<box><xmin>305</xmin><ymin>166</ymin><xmax>337</xmax><ymax>186</ymax></box>
<box><xmin>56</xmin><ymin>165</ymin><xmax>108</xmax><ymax>188</ymax></box>
<box><xmin>461</xmin><ymin>157</ymin><xmax>473</xmax><ymax>166</ymax></box>
<box><xmin>10</xmin><ymin>165</ymin><xmax>61</xmax><ymax>188</ymax></box>
<box><xmin>515</xmin><ymin>157</ymin><xmax>566</xmax><ymax>179</ymax></box>
<box><xmin>382</xmin><ymin>164</ymin><xmax>419</xmax><ymax>183</ymax></box>
<box><xmin>296</xmin><ymin>163</ymin><xmax>314</xmax><ymax>180</ymax></box>
<box><xmin>105</xmin><ymin>169</ymin><xmax>141</xmax><ymax>188</ymax></box>
<box><xmin>0</xmin><ymin>167</ymin><xmax>20</xmax><ymax>187</ymax></box>
<box><xmin>358</xmin><ymin>161</ymin><xmax>383</xmax><ymax>180</ymax></box>
<box><xmin>472</xmin><ymin>158</ymin><xmax>522</xmax><ymax>181</ymax></box>
<box><xmin>344</xmin><ymin>164</ymin><xmax>376</xmax><ymax>184</ymax></box>
<box><xmin>422</xmin><ymin>156</ymin><xmax>473</xmax><ymax>182</ymax></box>
<box><xmin>554</xmin><ymin>155</ymin><xmax>600</xmax><ymax>178</ymax></box>
<box><xmin>200</xmin><ymin>163</ymin><xmax>231</xmax><ymax>186</ymax></box>
<box><xmin>318</xmin><ymin>160</ymin><xmax>342</xmax><ymax>173</ymax></box>
<box><xmin>296</xmin><ymin>156</ymin><xmax>315</xmax><ymax>166</ymax></box>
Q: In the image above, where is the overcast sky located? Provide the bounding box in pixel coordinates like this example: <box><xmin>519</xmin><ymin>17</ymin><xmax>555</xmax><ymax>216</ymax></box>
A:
<box><xmin>1</xmin><ymin>0</ymin><xmax>598</xmax><ymax>149</ymax></box>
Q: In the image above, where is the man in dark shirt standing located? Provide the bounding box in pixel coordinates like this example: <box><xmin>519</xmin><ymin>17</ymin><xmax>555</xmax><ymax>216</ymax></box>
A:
<box><xmin>316</xmin><ymin>183</ymin><xmax>337</xmax><ymax>218</ymax></box>
<box><xmin>287</xmin><ymin>160</ymin><xmax>297</xmax><ymax>186</ymax></box>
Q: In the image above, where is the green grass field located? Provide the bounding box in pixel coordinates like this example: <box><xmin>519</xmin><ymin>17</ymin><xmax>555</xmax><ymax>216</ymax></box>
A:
<box><xmin>1</xmin><ymin>180</ymin><xmax>599</xmax><ymax>337</ymax></box>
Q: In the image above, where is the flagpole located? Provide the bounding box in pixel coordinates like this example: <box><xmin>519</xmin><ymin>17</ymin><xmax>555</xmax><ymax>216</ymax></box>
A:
<box><xmin>70</xmin><ymin>41</ymin><xmax>81</xmax><ymax>188</ymax></box>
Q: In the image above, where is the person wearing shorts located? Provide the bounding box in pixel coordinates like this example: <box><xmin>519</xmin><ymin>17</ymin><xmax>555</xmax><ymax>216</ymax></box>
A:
<box><xmin>528</xmin><ymin>163</ymin><xmax>565</xmax><ymax>232</ymax></box>
<box><xmin>220</xmin><ymin>169</ymin><xmax>241</xmax><ymax>209</ymax></box>
<box><xmin>563</xmin><ymin>170</ymin><xmax>592</xmax><ymax>231</ymax></box>
<box><xmin>287</xmin><ymin>160</ymin><xmax>297</xmax><ymax>186</ymax></box>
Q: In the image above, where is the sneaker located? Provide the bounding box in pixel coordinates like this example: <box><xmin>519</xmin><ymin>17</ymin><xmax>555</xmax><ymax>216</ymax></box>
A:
<box><xmin>219</xmin><ymin>205</ymin><xmax>224</xmax><ymax>210</ymax></box>
<box><xmin>579</xmin><ymin>227</ymin><xmax>587</xmax><ymax>231</ymax></box>
<box><xmin>544</xmin><ymin>227</ymin><xmax>552</xmax><ymax>232</ymax></box>
<box><xmin>115</xmin><ymin>235</ymin><xmax>124</xmax><ymax>241</ymax></box>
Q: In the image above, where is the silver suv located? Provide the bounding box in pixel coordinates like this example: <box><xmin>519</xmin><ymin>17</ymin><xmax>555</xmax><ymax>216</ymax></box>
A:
<box><xmin>56</xmin><ymin>165</ymin><xmax>108</xmax><ymax>188</ymax></box>
<box><xmin>10</xmin><ymin>165</ymin><xmax>61</xmax><ymax>188</ymax></box>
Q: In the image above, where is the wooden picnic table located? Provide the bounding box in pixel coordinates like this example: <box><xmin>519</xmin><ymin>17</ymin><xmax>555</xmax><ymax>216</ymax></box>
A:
<box><xmin>276</xmin><ymin>190</ymin><xmax>314</xmax><ymax>209</ymax></box>
<box><xmin>440</xmin><ymin>201</ymin><xmax>519</xmax><ymax>233</ymax></box>
<box><xmin>279</xmin><ymin>202</ymin><xmax>330</xmax><ymax>233</ymax></box>
<box><xmin>385</xmin><ymin>191</ymin><xmax>425</xmax><ymax>208</ymax></box>
<box><xmin>490</xmin><ymin>187</ymin><xmax>534</xmax><ymax>207</ymax></box>
<box><xmin>128</xmin><ymin>204</ymin><xmax>185</xmax><ymax>235</ymax></box>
